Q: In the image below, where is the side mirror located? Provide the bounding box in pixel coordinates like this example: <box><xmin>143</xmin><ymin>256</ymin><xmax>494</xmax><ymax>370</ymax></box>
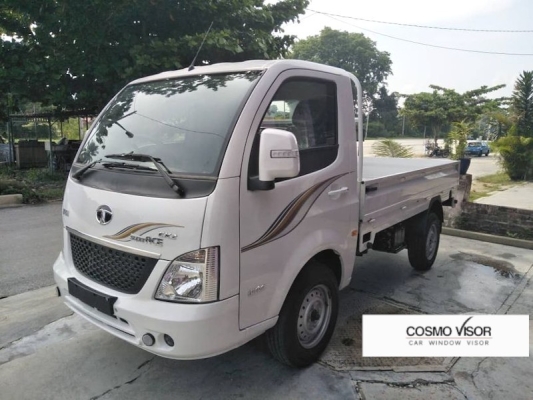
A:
<box><xmin>251</xmin><ymin>128</ymin><xmax>299</xmax><ymax>190</ymax></box>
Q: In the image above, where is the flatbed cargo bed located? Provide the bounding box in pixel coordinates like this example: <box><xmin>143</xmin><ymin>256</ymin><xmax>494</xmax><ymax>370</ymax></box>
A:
<box><xmin>362</xmin><ymin>157</ymin><xmax>458</xmax><ymax>183</ymax></box>
<box><xmin>358</xmin><ymin>157</ymin><xmax>459</xmax><ymax>243</ymax></box>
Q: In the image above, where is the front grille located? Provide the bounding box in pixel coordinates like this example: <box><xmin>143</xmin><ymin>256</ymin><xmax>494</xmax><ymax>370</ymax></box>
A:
<box><xmin>70</xmin><ymin>233</ymin><xmax>158</xmax><ymax>294</ymax></box>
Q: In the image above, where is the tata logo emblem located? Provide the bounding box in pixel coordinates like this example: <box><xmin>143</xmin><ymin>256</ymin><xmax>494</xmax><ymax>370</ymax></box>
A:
<box><xmin>96</xmin><ymin>205</ymin><xmax>113</xmax><ymax>225</ymax></box>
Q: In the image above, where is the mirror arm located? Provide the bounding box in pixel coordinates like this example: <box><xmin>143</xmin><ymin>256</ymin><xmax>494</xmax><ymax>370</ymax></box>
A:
<box><xmin>248</xmin><ymin>176</ymin><xmax>275</xmax><ymax>191</ymax></box>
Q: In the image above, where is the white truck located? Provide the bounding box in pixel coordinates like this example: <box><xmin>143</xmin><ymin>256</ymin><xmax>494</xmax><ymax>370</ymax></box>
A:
<box><xmin>53</xmin><ymin>60</ymin><xmax>459</xmax><ymax>367</ymax></box>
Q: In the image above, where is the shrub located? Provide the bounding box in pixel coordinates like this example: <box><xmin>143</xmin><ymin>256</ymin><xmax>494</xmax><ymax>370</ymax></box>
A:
<box><xmin>448</xmin><ymin>120</ymin><xmax>473</xmax><ymax>160</ymax></box>
<box><xmin>493</xmin><ymin>134</ymin><xmax>533</xmax><ymax>180</ymax></box>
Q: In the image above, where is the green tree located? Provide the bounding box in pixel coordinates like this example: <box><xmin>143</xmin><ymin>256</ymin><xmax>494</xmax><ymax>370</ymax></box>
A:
<box><xmin>289</xmin><ymin>27</ymin><xmax>392</xmax><ymax>99</ymax></box>
<box><xmin>401</xmin><ymin>84</ymin><xmax>505</xmax><ymax>143</ymax></box>
<box><xmin>0</xmin><ymin>0</ymin><xmax>308</xmax><ymax>116</ymax></box>
<box><xmin>369</xmin><ymin>86</ymin><xmax>399</xmax><ymax>136</ymax></box>
<box><xmin>493</xmin><ymin>71</ymin><xmax>533</xmax><ymax>180</ymax></box>
<box><xmin>511</xmin><ymin>70</ymin><xmax>533</xmax><ymax>137</ymax></box>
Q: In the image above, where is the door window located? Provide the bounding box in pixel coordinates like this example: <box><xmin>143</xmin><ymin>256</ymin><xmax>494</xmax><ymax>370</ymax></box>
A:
<box><xmin>253</xmin><ymin>78</ymin><xmax>338</xmax><ymax>178</ymax></box>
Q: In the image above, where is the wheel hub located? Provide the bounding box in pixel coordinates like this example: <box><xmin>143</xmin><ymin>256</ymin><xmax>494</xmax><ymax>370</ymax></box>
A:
<box><xmin>426</xmin><ymin>223</ymin><xmax>438</xmax><ymax>259</ymax></box>
<box><xmin>297</xmin><ymin>284</ymin><xmax>332</xmax><ymax>349</ymax></box>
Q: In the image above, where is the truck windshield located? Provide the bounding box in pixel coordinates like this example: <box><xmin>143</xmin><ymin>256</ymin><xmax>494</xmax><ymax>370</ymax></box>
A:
<box><xmin>76</xmin><ymin>71</ymin><xmax>261</xmax><ymax>177</ymax></box>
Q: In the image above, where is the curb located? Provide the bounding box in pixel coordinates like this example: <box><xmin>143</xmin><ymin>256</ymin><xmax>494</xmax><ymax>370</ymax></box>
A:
<box><xmin>0</xmin><ymin>194</ymin><xmax>23</xmax><ymax>208</ymax></box>
<box><xmin>442</xmin><ymin>227</ymin><xmax>533</xmax><ymax>250</ymax></box>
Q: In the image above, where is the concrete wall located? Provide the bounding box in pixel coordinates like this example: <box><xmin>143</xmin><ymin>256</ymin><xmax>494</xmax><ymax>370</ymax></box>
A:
<box><xmin>451</xmin><ymin>202</ymin><xmax>533</xmax><ymax>240</ymax></box>
<box><xmin>444</xmin><ymin>174</ymin><xmax>533</xmax><ymax>241</ymax></box>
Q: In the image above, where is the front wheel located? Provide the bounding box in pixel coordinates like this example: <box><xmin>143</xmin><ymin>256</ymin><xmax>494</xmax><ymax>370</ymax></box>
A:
<box><xmin>407</xmin><ymin>212</ymin><xmax>441</xmax><ymax>271</ymax></box>
<box><xmin>265</xmin><ymin>261</ymin><xmax>339</xmax><ymax>367</ymax></box>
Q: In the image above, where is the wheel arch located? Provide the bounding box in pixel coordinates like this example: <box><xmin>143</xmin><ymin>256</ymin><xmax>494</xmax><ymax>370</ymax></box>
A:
<box><xmin>276</xmin><ymin>248</ymin><xmax>344</xmax><ymax>320</ymax></box>
<box><xmin>428</xmin><ymin>196</ymin><xmax>444</xmax><ymax>224</ymax></box>
<box><xmin>304</xmin><ymin>249</ymin><xmax>342</xmax><ymax>286</ymax></box>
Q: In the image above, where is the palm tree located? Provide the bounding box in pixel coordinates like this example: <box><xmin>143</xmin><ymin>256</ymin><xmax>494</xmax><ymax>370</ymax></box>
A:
<box><xmin>512</xmin><ymin>71</ymin><xmax>533</xmax><ymax>137</ymax></box>
<box><xmin>372</xmin><ymin>139</ymin><xmax>413</xmax><ymax>158</ymax></box>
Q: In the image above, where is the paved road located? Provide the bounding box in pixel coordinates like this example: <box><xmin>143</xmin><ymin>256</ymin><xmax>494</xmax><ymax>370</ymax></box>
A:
<box><xmin>0</xmin><ymin>202</ymin><xmax>63</xmax><ymax>298</ymax></box>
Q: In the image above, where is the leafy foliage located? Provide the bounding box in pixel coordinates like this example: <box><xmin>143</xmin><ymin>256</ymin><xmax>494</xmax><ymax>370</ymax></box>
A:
<box><xmin>448</xmin><ymin>120</ymin><xmax>473</xmax><ymax>160</ymax></box>
<box><xmin>511</xmin><ymin>71</ymin><xmax>533</xmax><ymax>137</ymax></box>
<box><xmin>290</xmin><ymin>27</ymin><xmax>392</xmax><ymax>99</ymax></box>
<box><xmin>372</xmin><ymin>139</ymin><xmax>413</xmax><ymax>158</ymax></box>
<box><xmin>492</xmin><ymin>71</ymin><xmax>533</xmax><ymax>180</ymax></box>
<box><xmin>369</xmin><ymin>87</ymin><xmax>400</xmax><ymax>137</ymax></box>
<box><xmin>0</xmin><ymin>166</ymin><xmax>66</xmax><ymax>203</ymax></box>
<box><xmin>401</xmin><ymin>84</ymin><xmax>506</xmax><ymax>142</ymax></box>
<box><xmin>0</xmin><ymin>0</ymin><xmax>308</xmax><ymax>117</ymax></box>
<box><xmin>493</xmin><ymin>134</ymin><xmax>533</xmax><ymax>180</ymax></box>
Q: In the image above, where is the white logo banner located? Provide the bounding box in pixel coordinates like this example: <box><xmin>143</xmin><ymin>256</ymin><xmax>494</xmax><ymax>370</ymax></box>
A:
<box><xmin>363</xmin><ymin>315</ymin><xmax>529</xmax><ymax>357</ymax></box>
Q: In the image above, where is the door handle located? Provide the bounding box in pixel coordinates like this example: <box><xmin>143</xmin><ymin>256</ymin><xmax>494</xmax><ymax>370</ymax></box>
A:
<box><xmin>328</xmin><ymin>187</ymin><xmax>349</xmax><ymax>197</ymax></box>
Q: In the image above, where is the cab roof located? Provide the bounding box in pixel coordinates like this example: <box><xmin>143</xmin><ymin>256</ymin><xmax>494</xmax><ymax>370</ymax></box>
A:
<box><xmin>130</xmin><ymin>59</ymin><xmax>352</xmax><ymax>85</ymax></box>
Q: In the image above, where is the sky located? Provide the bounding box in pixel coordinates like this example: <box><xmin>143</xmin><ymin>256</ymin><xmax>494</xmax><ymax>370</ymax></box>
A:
<box><xmin>277</xmin><ymin>0</ymin><xmax>533</xmax><ymax>98</ymax></box>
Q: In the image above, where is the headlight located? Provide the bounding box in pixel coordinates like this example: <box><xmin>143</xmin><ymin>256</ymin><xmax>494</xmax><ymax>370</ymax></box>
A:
<box><xmin>155</xmin><ymin>247</ymin><xmax>219</xmax><ymax>303</ymax></box>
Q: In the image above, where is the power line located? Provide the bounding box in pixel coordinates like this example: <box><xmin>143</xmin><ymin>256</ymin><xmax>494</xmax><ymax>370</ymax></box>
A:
<box><xmin>308</xmin><ymin>9</ymin><xmax>533</xmax><ymax>33</ymax></box>
<box><xmin>322</xmin><ymin>13</ymin><xmax>533</xmax><ymax>56</ymax></box>
<box><xmin>300</xmin><ymin>11</ymin><xmax>317</xmax><ymax>21</ymax></box>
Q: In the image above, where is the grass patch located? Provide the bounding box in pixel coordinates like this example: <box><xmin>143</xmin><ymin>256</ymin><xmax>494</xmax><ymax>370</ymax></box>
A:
<box><xmin>0</xmin><ymin>165</ymin><xmax>67</xmax><ymax>203</ymax></box>
<box><xmin>469</xmin><ymin>172</ymin><xmax>516</xmax><ymax>202</ymax></box>
<box><xmin>477</xmin><ymin>172</ymin><xmax>513</xmax><ymax>185</ymax></box>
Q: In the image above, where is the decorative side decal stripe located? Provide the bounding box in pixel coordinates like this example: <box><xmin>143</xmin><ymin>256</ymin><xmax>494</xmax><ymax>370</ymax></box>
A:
<box><xmin>241</xmin><ymin>173</ymin><xmax>347</xmax><ymax>252</ymax></box>
<box><xmin>104</xmin><ymin>223</ymin><xmax>183</xmax><ymax>240</ymax></box>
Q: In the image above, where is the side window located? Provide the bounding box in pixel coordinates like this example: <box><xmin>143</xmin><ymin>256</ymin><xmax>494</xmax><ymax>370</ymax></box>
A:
<box><xmin>252</xmin><ymin>78</ymin><xmax>338</xmax><ymax>179</ymax></box>
<box><xmin>261</xmin><ymin>79</ymin><xmax>337</xmax><ymax>150</ymax></box>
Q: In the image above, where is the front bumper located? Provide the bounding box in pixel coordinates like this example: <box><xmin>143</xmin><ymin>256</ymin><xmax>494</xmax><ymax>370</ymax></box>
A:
<box><xmin>53</xmin><ymin>252</ymin><xmax>271</xmax><ymax>359</ymax></box>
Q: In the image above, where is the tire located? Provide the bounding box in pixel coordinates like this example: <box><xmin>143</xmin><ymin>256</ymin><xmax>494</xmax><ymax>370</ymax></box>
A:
<box><xmin>265</xmin><ymin>261</ymin><xmax>339</xmax><ymax>367</ymax></box>
<box><xmin>407</xmin><ymin>212</ymin><xmax>441</xmax><ymax>271</ymax></box>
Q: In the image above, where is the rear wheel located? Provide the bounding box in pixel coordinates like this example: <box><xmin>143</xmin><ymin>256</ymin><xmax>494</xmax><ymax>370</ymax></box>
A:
<box><xmin>407</xmin><ymin>212</ymin><xmax>441</xmax><ymax>271</ymax></box>
<box><xmin>265</xmin><ymin>261</ymin><xmax>339</xmax><ymax>367</ymax></box>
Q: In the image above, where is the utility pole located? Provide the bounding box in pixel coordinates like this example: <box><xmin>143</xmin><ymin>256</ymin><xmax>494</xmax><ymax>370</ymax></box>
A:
<box><xmin>401</xmin><ymin>115</ymin><xmax>405</xmax><ymax>136</ymax></box>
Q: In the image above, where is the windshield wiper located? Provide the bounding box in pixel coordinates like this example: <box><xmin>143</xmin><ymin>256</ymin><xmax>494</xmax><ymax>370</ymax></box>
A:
<box><xmin>71</xmin><ymin>160</ymin><xmax>142</xmax><ymax>180</ymax></box>
<box><xmin>105</xmin><ymin>153</ymin><xmax>185</xmax><ymax>197</ymax></box>
<box><xmin>72</xmin><ymin>159</ymin><xmax>103</xmax><ymax>180</ymax></box>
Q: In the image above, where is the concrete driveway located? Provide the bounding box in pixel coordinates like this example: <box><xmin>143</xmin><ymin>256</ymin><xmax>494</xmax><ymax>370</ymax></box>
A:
<box><xmin>475</xmin><ymin>182</ymin><xmax>533</xmax><ymax>210</ymax></box>
<box><xmin>1</xmin><ymin>235</ymin><xmax>532</xmax><ymax>400</ymax></box>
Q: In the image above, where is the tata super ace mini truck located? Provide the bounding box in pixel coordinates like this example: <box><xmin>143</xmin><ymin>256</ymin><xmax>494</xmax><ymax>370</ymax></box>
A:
<box><xmin>54</xmin><ymin>60</ymin><xmax>459</xmax><ymax>367</ymax></box>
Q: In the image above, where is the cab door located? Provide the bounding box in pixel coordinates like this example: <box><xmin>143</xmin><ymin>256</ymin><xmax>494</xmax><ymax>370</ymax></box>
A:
<box><xmin>238</xmin><ymin>70</ymin><xmax>359</xmax><ymax>329</ymax></box>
